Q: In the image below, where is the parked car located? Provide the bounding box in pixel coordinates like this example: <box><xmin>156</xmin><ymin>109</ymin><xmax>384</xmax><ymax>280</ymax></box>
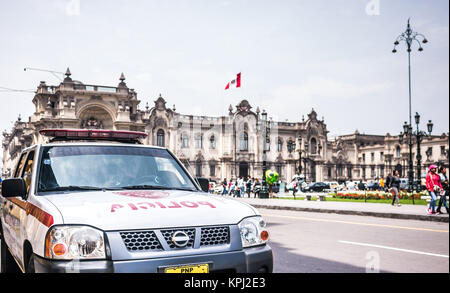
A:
<box><xmin>0</xmin><ymin>129</ymin><xmax>273</xmax><ymax>273</ymax></box>
<box><xmin>305</xmin><ymin>182</ymin><xmax>330</xmax><ymax>192</ymax></box>
<box><xmin>326</xmin><ymin>181</ymin><xmax>341</xmax><ymax>191</ymax></box>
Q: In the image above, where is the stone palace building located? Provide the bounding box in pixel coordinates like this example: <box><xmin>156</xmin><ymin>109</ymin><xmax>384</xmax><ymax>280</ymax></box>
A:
<box><xmin>2</xmin><ymin>69</ymin><xmax>449</xmax><ymax>183</ymax></box>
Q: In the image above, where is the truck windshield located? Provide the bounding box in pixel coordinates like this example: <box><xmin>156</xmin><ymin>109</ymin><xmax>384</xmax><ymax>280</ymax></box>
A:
<box><xmin>37</xmin><ymin>146</ymin><xmax>198</xmax><ymax>193</ymax></box>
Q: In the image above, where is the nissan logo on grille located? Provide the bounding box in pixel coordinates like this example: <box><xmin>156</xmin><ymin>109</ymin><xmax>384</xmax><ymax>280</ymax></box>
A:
<box><xmin>171</xmin><ymin>231</ymin><xmax>190</xmax><ymax>247</ymax></box>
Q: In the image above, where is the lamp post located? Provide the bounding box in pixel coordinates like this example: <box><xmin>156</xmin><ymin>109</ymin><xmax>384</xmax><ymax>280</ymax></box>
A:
<box><xmin>259</xmin><ymin>110</ymin><xmax>269</xmax><ymax>198</ymax></box>
<box><xmin>392</xmin><ymin>19</ymin><xmax>428</xmax><ymax>128</ymax></box>
<box><xmin>297</xmin><ymin>136</ymin><xmax>302</xmax><ymax>176</ymax></box>
<box><xmin>399</xmin><ymin>114</ymin><xmax>433</xmax><ymax>204</ymax></box>
<box><xmin>393</xmin><ymin>19</ymin><xmax>427</xmax><ymax>202</ymax></box>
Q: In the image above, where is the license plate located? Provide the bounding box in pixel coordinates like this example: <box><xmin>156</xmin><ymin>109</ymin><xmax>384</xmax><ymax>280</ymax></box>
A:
<box><xmin>164</xmin><ymin>264</ymin><xmax>209</xmax><ymax>273</ymax></box>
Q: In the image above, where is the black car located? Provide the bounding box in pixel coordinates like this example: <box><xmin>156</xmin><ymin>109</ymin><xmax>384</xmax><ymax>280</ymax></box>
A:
<box><xmin>306</xmin><ymin>182</ymin><xmax>330</xmax><ymax>192</ymax></box>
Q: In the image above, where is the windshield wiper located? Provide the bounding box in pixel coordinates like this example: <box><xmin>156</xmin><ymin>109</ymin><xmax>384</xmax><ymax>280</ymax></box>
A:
<box><xmin>41</xmin><ymin>185</ymin><xmax>104</xmax><ymax>192</ymax></box>
<box><xmin>119</xmin><ymin>185</ymin><xmax>197</xmax><ymax>192</ymax></box>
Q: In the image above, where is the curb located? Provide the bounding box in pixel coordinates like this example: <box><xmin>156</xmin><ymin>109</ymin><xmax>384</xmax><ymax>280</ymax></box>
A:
<box><xmin>248</xmin><ymin>204</ymin><xmax>450</xmax><ymax>223</ymax></box>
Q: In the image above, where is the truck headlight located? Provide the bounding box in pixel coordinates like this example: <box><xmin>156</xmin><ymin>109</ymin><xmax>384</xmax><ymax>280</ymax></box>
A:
<box><xmin>45</xmin><ymin>226</ymin><xmax>106</xmax><ymax>260</ymax></box>
<box><xmin>238</xmin><ymin>216</ymin><xmax>269</xmax><ymax>248</ymax></box>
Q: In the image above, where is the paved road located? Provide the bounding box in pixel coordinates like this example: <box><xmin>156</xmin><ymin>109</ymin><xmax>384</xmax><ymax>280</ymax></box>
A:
<box><xmin>261</xmin><ymin>208</ymin><xmax>449</xmax><ymax>273</ymax></box>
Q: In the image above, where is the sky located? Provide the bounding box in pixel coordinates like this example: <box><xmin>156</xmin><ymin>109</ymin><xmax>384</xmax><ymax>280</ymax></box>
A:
<box><xmin>0</xmin><ymin>0</ymin><xmax>449</xmax><ymax>164</ymax></box>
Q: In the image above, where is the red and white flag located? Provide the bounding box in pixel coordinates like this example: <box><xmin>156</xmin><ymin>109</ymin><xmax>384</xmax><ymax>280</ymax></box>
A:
<box><xmin>225</xmin><ymin>72</ymin><xmax>241</xmax><ymax>90</ymax></box>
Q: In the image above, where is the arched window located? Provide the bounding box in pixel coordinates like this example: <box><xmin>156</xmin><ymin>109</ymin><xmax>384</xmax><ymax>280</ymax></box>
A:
<box><xmin>311</xmin><ymin>138</ymin><xmax>317</xmax><ymax>154</ymax></box>
<box><xmin>157</xmin><ymin>129</ymin><xmax>165</xmax><ymax>147</ymax></box>
<box><xmin>181</xmin><ymin>134</ymin><xmax>189</xmax><ymax>148</ymax></box>
<box><xmin>287</xmin><ymin>140</ymin><xmax>295</xmax><ymax>153</ymax></box>
<box><xmin>240</xmin><ymin>132</ymin><xmax>248</xmax><ymax>151</ymax></box>
<box><xmin>396</xmin><ymin>145</ymin><xmax>401</xmax><ymax>158</ymax></box>
<box><xmin>277</xmin><ymin>139</ymin><xmax>282</xmax><ymax>152</ymax></box>
<box><xmin>209</xmin><ymin>135</ymin><xmax>216</xmax><ymax>149</ymax></box>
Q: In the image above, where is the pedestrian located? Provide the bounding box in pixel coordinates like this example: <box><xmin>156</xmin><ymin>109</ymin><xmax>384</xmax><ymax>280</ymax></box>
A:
<box><xmin>221</xmin><ymin>178</ymin><xmax>228</xmax><ymax>196</ymax></box>
<box><xmin>436</xmin><ymin>166</ymin><xmax>449</xmax><ymax>214</ymax></box>
<box><xmin>253</xmin><ymin>178</ymin><xmax>260</xmax><ymax>198</ymax></box>
<box><xmin>246</xmin><ymin>177</ymin><xmax>252</xmax><ymax>198</ymax></box>
<box><xmin>239</xmin><ymin>177</ymin><xmax>245</xmax><ymax>197</ymax></box>
<box><xmin>389</xmin><ymin>170</ymin><xmax>401</xmax><ymax>207</ymax></box>
<box><xmin>291</xmin><ymin>179</ymin><xmax>297</xmax><ymax>199</ymax></box>
<box><xmin>385</xmin><ymin>173</ymin><xmax>392</xmax><ymax>192</ymax></box>
<box><xmin>358</xmin><ymin>180</ymin><xmax>365</xmax><ymax>191</ymax></box>
<box><xmin>425</xmin><ymin>165</ymin><xmax>442</xmax><ymax>215</ymax></box>
<box><xmin>379</xmin><ymin>176</ymin><xmax>385</xmax><ymax>191</ymax></box>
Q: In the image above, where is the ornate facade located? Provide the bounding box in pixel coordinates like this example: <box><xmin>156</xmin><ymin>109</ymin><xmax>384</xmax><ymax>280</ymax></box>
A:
<box><xmin>2</xmin><ymin>70</ymin><xmax>449</xmax><ymax>183</ymax></box>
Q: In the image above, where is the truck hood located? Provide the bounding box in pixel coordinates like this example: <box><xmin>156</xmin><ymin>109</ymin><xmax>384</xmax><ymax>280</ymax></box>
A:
<box><xmin>43</xmin><ymin>190</ymin><xmax>258</xmax><ymax>231</ymax></box>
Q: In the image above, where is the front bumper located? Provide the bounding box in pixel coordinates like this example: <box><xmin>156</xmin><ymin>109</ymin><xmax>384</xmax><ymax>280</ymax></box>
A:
<box><xmin>32</xmin><ymin>244</ymin><xmax>273</xmax><ymax>273</ymax></box>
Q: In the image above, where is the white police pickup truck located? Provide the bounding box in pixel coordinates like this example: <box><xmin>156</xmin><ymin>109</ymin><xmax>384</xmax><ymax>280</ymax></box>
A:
<box><xmin>0</xmin><ymin>129</ymin><xmax>272</xmax><ymax>273</ymax></box>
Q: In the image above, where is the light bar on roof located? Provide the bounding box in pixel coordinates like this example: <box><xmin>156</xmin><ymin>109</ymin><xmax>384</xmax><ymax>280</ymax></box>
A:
<box><xmin>39</xmin><ymin>129</ymin><xmax>148</xmax><ymax>140</ymax></box>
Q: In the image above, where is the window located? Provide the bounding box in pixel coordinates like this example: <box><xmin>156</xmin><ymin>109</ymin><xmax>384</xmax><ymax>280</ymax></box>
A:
<box><xmin>287</xmin><ymin>140</ymin><xmax>295</xmax><ymax>153</ymax></box>
<box><xmin>209</xmin><ymin>135</ymin><xmax>216</xmax><ymax>149</ymax></box>
<box><xmin>156</xmin><ymin>129</ymin><xmax>165</xmax><ymax>147</ymax></box>
<box><xmin>196</xmin><ymin>160</ymin><xmax>202</xmax><ymax>177</ymax></box>
<box><xmin>277</xmin><ymin>139</ymin><xmax>282</xmax><ymax>152</ymax></box>
<box><xmin>337</xmin><ymin>164</ymin><xmax>343</xmax><ymax>177</ymax></box>
<box><xmin>181</xmin><ymin>134</ymin><xmax>189</xmax><ymax>148</ymax></box>
<box><xmin>14</xmin><ymin>152</ymin><xmax>28</xmax><ymax>177</ymax></box>
<box><xmin>37</xmin><ymin>146</ymin><xmax>197</xmax><ymax>191</ymax></box>
<box><xmin>327</xmin><ymin>167</ymin><xmax>332</xmax><ymax>177</ymax></box>
<box><xmin>396</xmin><ymin>146</ymin><xmax>401</xmax><ymax>158</ymax></box>
<box><xmin>371</xmin><ymin>166</ymin><xmax>375</xmax><ymax>177</ymax></box>
<box><xmin>195</xmin><ymin>134</ymin><xmax>203</xmax><ymax>149</ymax></box>
<box><xmin>311</xmin><ymin>138</ymin><xmax>317</xmax><ymax>154</ymax></box>
<box><xmin>371</xmin><ymin>153</ymin><xmax>375</xmax><ymax>162</ymax></box>
<box><xmin>209</xmin><ymin>164</ymin><xmax>215</xmax><ymax>177</ymax></box>
<box><xmin>362</xmin><ymin>154</ymin><xmax>366</xmax><ymax>162</ymax></box>
<box><xmin>240</xmin><ymin>132</ymin><xmax>248</xmax><ymax>151</ymax></box>
<box><xmin>441</xmin><ymin>146</ymin><xmax>446</xmax><ymax>155</ymax></box>
<box><xmin>380</xmin><ymin>152</ymin><xmax>384</xmax><ymax>162</ymax></box>
<box><xmin>347</xmin><ymin>165</ymin><xmax>352</xmax><ymax>179</ymax></box>
<box><xmin>21</xmin><ymin>151</ymin><xmax>35</xmax><ymax>192</ymax></box>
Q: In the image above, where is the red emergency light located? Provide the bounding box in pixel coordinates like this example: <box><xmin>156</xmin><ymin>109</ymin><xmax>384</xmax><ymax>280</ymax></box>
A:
<box><xmin>39</xmin><ymin>129</ymin><xmax>148</xmax><ymax>143</ymax></box>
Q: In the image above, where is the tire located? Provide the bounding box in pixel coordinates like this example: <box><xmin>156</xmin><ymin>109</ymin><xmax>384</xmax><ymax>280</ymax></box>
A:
<box><xmin>25</xmin><ymin>254</ymin><xmax>35</xmax><ymax>273</ymax></box>
<box><xmin>1</xmin><ymin>234</ymin><xmax>21</xmax><ymax>273</ymax></box>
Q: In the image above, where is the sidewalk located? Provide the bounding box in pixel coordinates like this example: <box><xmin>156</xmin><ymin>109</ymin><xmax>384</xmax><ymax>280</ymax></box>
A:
<box><xmin>225</xmin><ymin>195</ymin><xmax>449</xmax><ymax>223</ymax></box>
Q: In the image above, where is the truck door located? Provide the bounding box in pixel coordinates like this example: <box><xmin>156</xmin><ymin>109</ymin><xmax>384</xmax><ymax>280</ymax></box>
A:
<box><xmin>5</xmin><ymin>150</ymin><xmax>35</xmax><ymax>265</ymax></box>
<box><xmin>1</xmin><ymin>151</ymin><xmax>28</xmax><ymax>263</ymax></box>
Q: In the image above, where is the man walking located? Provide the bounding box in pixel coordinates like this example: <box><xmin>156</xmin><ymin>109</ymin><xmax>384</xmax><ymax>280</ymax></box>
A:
<box><xmin>246</xmin><ymin>177</ymin><xmax>252</xmax><ymax>198</ymax></box>
<box><xmin>221</xmin><ymin>178</ymin><xmax>228</xmax><ymax>196</ymax></box>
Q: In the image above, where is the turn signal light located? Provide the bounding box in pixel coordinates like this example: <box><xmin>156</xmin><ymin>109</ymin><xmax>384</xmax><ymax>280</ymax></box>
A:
<box><xmin>52</xmin><ymin>243</ymin><xmax>67</xmax><ymax>256</ymax></box>
<box><xmin>260</xmin><ymin>230</ymin><xmax>269</xmax><ymax>241</ymax></box>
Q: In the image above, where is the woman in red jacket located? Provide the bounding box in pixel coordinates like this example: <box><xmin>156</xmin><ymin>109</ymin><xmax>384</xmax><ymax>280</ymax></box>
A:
<box><xmin>426</xmin><ymin>164</ymin><xmax>443</xmax><ymax>215</ymax></box>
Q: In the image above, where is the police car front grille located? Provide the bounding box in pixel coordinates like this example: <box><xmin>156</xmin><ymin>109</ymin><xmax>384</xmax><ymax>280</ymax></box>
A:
<box><xmin>161</xmin><ymin>228</ymin><xmax>196</xmax><ymax>249</ymax></box>
<box><xmin>119</xmin><ymin>226</ymin><xmax>230</xmax><ymax>252</ymax></box>
<box><xmin>120</xmin><ymin>231</ymin><xmax>163</xmax><ymax>252</ymax></box>
<box><xmin>200</xmin><ymin>226</ymin><xmax>230</xmax><ymax>246</ymax></box>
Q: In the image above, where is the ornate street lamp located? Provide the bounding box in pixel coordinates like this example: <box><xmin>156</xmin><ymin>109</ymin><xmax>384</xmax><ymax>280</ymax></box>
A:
<box><xmin>297</xmin><ymin>136</ymin><xmax>302</xmax><ymax>176</ymax></box>
<box><xmin>259</xmin><ymin>110</ymin><xmax>269</xmax><ymax>198</ymax></box>
<box><xmin>399</xmin><ymin>113</ymin><xmax>433</xmax><ymax>204</ymax></box>
<box><xmin>393</xmin><ymin>19</ymin><xmax>428</xmax><ymax>201</ymax></box>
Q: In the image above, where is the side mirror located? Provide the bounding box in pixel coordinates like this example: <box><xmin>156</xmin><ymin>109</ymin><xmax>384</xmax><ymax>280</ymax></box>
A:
<box><xmin>1</xmin><ymin>178</ymin><xmax>27</xmax><ymax>199</ymax></box>
<box><xmin>196</xmin><ymin>177</ymin><xmax>210</xmax><ymax>193</ymax></box>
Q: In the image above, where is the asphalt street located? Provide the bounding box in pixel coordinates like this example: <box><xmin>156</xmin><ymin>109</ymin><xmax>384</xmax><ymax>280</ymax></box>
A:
<box><xmin>261</xmin><ymin>208</ymin><xmax>449</xmax><ymax>273</ymax></box>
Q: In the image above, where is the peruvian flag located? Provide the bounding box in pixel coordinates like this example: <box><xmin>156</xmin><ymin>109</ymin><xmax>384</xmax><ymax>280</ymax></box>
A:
<box><xmin>225</xmin><ymin>72</ymin><xmax>241</xmax><ymax>90</ymax></box>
